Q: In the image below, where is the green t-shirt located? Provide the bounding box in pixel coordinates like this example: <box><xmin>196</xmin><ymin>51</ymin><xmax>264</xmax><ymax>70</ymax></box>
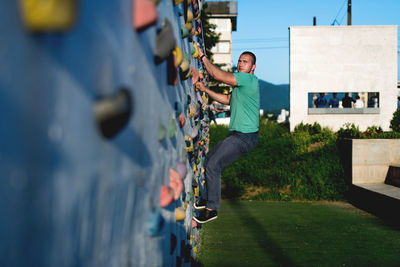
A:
<box><xmin>229</xmin><ymin>72</ymin><xmax>260</xmax><ymax>133</ymax></box>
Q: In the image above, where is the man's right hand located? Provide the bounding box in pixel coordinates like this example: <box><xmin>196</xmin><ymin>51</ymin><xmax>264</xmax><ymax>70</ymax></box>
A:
<box><xmin>195</xmin><ymin>81</ymin><xmax>206</xmax><ymax>92</ymax></box>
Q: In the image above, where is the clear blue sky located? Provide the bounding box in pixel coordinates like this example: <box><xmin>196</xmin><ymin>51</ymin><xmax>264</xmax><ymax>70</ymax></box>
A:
<box><xmin>231</xmin><ymin>0</ymin><xmax>400</xmax><ymax>84</ymax></box>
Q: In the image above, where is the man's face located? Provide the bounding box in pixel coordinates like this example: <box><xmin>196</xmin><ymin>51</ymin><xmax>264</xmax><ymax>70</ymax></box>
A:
<box><xmin>237</xmin><ymin>54</ymin><xmax>255</xmax><ymax>73</ymax></box>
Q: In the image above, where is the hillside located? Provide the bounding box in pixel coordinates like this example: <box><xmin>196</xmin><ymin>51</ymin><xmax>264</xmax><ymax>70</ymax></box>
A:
<box><xmin>259</xmin><ymin>80</ymin><xmax>289</xmax><ymax>114</ymax></box>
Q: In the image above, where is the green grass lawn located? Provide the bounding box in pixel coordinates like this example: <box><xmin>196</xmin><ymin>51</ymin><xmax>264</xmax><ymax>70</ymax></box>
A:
<box><xmin>196</xmin><ymin>200</ymin><xmax>400</xmax><ymax>267</ymax></box>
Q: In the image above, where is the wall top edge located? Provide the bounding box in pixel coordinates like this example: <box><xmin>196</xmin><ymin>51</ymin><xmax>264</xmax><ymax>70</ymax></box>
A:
<box><xmin>289</xmin><ymin>25</ymin><xmax>398</xmax><ymax>29</ymax></box>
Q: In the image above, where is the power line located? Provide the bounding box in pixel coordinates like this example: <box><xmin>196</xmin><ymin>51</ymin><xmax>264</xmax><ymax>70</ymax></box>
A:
<box><xmin>338</xmin><ymin>7</ymin><xmax>348</xmax><ymax>25</ymax></box>
<box><xmin>233</xmin><ymin>37</ymin><xmax>288</xmax><ymax>44</ymax></box>
<box><xmin>232</xmin><ymin>46</ymin><xmax>288</xmax><ymax>51</ymax></box>
<box><xmin>331</xmin><ymin>0</ymin><xmax>347</xmax><ymax>25</ymax></box>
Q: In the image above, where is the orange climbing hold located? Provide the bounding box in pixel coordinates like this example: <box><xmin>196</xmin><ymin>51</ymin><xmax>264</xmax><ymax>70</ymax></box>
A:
<box><xmin>169</xmin><ymin>168</ymin><xmax>183</xmax><ymax>200</ymax></box>
<box><xmin>160</xmin><ymin>185</ymin><xmax>174</xmax><ymax>207</ymax></box>
<box><xmin>133</xmin><ymin>0</ymin><xmax>158</xmax><ymax>31</ymax></box>
<box><xmin>191</xmin><ymin>67</ymin><xmax>199</xmax><ymax>84</ymax></box>
<box><xmin>179</xmin><ymin>114</ymin><xmax>185</xmax><ymax>128</ymax></box>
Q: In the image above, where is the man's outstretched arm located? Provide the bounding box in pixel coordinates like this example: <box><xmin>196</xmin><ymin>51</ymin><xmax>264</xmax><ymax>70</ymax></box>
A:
<box><xmin>198</xmin><ymin>48</ymin><xmax>237</xmax><ymax>87</ymax></box>
<box><xmin>195</xmin><ymin>82</ymin><xmax>231</xmax><ymax>105</ymax></box>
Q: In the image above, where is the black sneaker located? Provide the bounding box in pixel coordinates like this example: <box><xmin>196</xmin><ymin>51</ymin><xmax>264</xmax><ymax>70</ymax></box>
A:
<box><xmin>193</xmin><ymin>198</ymin><xmax>207</xmax><ymax>210</ymax></box>
<box><xmin>193</xmin><ymin>209</ymin><xmax>218</xmax><ymax>224</ymax></box>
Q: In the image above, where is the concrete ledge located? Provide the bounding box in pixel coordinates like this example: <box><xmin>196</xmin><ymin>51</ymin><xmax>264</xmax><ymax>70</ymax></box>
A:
<box><xmin>308</xmin><ymin>108</ymin><xmax>380</xmax><ymax>114</ymax></box>
<box><xmin>354</xmin><ymin>183</ymin><xmax>400</xmax><ymax>200</ymax></box>
<box><xmin>338</xmin><ymin>138</ymin><xmax>400</xmax><ymax>184</ymax></box>
<box><xmin>349</xmin><ymin>184</ymin><xmax>400</xmax><ymax>225</ymax></box>
<box><xmin>338</xmin><ymin>139</ymin><xmax>400</xmax><ymax>224</ymax></box>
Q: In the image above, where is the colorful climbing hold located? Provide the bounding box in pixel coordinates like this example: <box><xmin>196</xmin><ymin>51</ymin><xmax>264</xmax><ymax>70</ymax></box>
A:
<box><xmin>148</xmin><ymin>208</ymin><xmax>165</xmax><ymax>236</ymax></box>
<box><xmin>155</xmin><ymin>19</ymin><xmax>176</xmax><ymax>64</ymax></box>
<box><xmin>19</xmin><ymin>0</ymin><xmax>77</xmax><ymax>32</ymax></box>
<box><xmin>133</xmin><ymin>0</ymin><xmax>158</xmax><ymax>31</ymax></box>
<box><xmin>178</xmin><ymin>114</ymin><xmax>185</xmax><ymax>128</ymax></box>
<box><xmin>185</xmin><ymin>134</ymin><xmax>193</xmax><ymax>152</ymax></box>
<box><xmin>174</xmin><ymin>0</ymin><xmax>184</xmax><ymax>5</ymax></box>
<box><xmin>176</xmin><ymin>162</ymin><xmax>187</xmax><ymax>179</ymax></box>
<box><xmin>172</xmin><ymin>46</ymin><xmax>183</xmax><ymax>67</ymax></box>
<box><xmin>175</xmin><ymin>207</ymin><xmax>185</xmax><ymax>221</ymax></box>
<box><xmin>181</xmin><ymin>25</ymin><xmax>189</xmax><ymax>38</ymax></box>
<box><xmin>179</xmin><ymin>58</ymin><xmax>190</xmax><ymax>75</ymax></box>
<box><xmin>94</xmin><ymin>88</ymin><xmax>132</xmax><ymax>139</ymax></box>
<box><xmin>191</xmin><ymin>67</ymin><xmax>199</xmax><ymax>85</ymax></box>
<box><xmin>169</xmin><ymin>117</ymin><xmax>177</xmax><ymax>138</ymax></box>
<box><xmin>189</xmin><ymin>104</ymin><xmax>195</xmax><ymax>118</ymax></box>
<box><xmin>169</xmin><ymin>168</ymin><xmax>183</xmax><ymax>200</ymax></box>
<box><xmin>160</xmin><ymin>185</ymin><xmax>174</xmax><ymax>207</ymax></box>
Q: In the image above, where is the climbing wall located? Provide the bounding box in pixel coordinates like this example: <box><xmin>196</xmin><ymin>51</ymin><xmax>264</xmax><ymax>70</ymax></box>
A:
<box><xmin>0</xmin><ymin>0</ymin><xmax>210</xmax><ymax>266</ymax></box>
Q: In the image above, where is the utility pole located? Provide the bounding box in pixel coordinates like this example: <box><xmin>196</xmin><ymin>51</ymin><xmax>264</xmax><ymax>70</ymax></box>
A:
<box><xmin>347</xmin><ymin>0</ymin><xmax>352</xmax><ymax>25</ymax></box>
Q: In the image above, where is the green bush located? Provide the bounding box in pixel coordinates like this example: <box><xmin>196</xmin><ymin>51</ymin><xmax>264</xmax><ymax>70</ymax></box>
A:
<box><xmin>337</xmin><ymin>122</ymin><xmax>400</xmax><ymax>139</ymax></box>
<box><xmin>337</xmin><ymin>123</ymin><xmax>363</xmax><ymax>139</ymax></box>
<box><xmin>209</xmin><ymin>118</ymin><xmax>400</xmax><ymax>201</ymax></box>
<box><xmin>209</xmin><ymin>121</ymin><xmax>347</xmax><ymax>200</ymax></box>
<box><xmin>390</xmin><ymin>109</ymin><xmax>400</xmax><ymax>133</ymax></box>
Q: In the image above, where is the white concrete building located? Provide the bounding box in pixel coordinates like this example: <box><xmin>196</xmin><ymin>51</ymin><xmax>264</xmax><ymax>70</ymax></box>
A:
<box><xmin>205</xmin><ymin>1</ymin><xmax>237</xmax><ymax>71</ymax></box>
<box><xmin>289</xmin><ymin>25</ymin><xmax>398</xmax><ymax>131</ymax></box>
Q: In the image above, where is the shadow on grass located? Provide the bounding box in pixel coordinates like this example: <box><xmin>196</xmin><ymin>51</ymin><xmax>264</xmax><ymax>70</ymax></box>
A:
<box><xmin>228</xmin><ymin>200</ymin><xmax>296</xmax><ymax>267</ymax></box>
<box><xmin>192</xmin><ymin>200</ymin><xmax>297</xmax><ymax>267</ymax></box>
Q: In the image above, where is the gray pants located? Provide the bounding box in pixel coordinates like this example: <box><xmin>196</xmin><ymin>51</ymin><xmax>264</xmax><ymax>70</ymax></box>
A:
<box><xmin>205</xmin><ymin>131</ymin><xmax>258</xmax><ymax>210</ymax></box>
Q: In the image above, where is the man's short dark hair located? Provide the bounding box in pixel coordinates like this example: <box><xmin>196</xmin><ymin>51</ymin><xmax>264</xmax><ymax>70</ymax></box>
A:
<box><xmin>241</xmin><ymin>51</ymin><xmax>256</xmax><ymax>65</ymax></box>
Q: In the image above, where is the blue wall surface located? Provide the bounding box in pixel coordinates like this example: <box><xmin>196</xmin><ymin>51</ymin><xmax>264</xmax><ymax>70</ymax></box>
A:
<box><xmin>0</xmin><ymin>0</ymin><xmax>209</xmax><ymax>266</ymax></box>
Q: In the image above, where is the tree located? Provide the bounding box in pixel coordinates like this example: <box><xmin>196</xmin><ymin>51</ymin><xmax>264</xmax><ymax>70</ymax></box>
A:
<box><xmin>390</xmin><ymin>108</ymin><xmax>400</xmax><ymax>132</ymax></box>
<box><xmin>200</xmin><ymin>3</ymin><xmax>220</xmax><ymax>61</ymax></box>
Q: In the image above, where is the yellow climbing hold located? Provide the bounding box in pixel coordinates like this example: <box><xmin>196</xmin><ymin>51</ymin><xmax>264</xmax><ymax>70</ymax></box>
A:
<box><xmin>173</xmin><ymin>46</ymin><xmax>183</xmax><ymax>67</ymax></box>
<box><xmin>174</xmin><ymin>0</ymin><xmax>184</xmax><ymax>5</ymax></box>
<box><xmin>195</xmin><ymin>186</ymin><xmax>199</xmax><ymax>197</ymax></box>
<box><xmin>185</xmin><ymin>134</ymin><xmax>193</xmax><ymax>152</ymax></box>
<box><xmin>175</xmin><ymin>207</ymin><xmax>185</xmax><ymax>221</ymax></box>
<box><xmin>185</xmin><ymin>10</ymin><xmax>193</xmax><ymax>31</ymax></box>
<box><xmin>19</xmin><ymin>0</ymin><xmax>76</xmax><ymax>31</ymax></box>
<box><xmin>189</xmin><ymin>105</ymin><xmax>195</xmax><ymax>118</ymax></box>
<box><xmin>192</xmin><ymin>43</ymin><xmax>199</xmax><ymax>58</ymax></box>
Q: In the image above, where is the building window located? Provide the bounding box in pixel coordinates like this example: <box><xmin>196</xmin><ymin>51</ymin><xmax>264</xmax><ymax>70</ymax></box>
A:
<box><xmin>210</xmin><ymin>41</ymin><xmax>230</xmax><ymax>54</ymax></box>
<box><xmin>210</xmin><ymin>18</ymin><xmax>231</xmax><ymax>32</ymax></box>
<box><xmin>307</xmin><ymin>92</ymin><xmax>380</xmax><ymax>114</ymax></box>
<box><xmin>218</xmin><ymin>41</ymin><xmax>230</xmax><ymax>53</ymax></box>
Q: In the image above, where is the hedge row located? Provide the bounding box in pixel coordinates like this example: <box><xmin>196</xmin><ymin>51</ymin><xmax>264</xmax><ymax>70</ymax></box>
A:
<box><xmin>209</xmin><ymin>121</ymin><xmax>347</xmax><ymax>201</ymax></box>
